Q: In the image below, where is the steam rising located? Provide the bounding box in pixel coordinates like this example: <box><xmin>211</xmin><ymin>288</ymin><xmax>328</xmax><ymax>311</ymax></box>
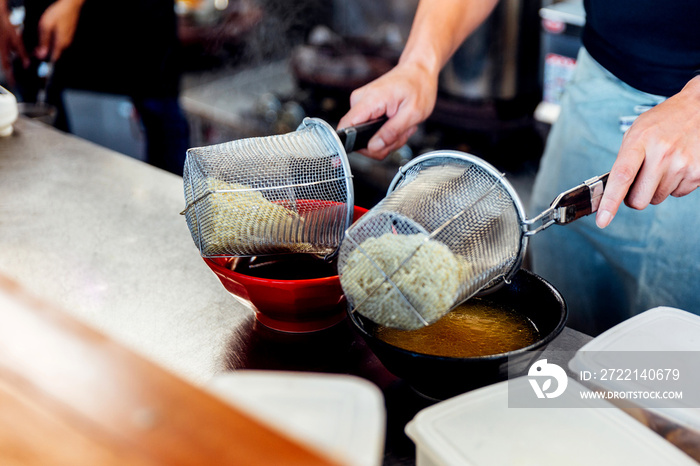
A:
<box><xmin>241</xmin><ymin>0</ymin><xmax>331</xmax><ymax>64</ymax></box>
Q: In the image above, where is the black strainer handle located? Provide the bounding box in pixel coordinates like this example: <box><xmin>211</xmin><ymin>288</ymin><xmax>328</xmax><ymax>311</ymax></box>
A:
<box><xmin>552</xmin><ymin>172</ymin><xmax>610</xmax><ymax>223</ymax></box>
<box><xmin>336</xmin><ymin>117</ymin><xmax>388</xmax><ymax>153</ymax></box>
<box><xmin>525</xmin><ymin>172</ymin><xmax>609</xmax><ymax>235</ymax></box>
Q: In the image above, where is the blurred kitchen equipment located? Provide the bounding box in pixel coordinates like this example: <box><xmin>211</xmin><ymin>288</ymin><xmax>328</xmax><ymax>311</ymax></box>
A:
<box><xmin>0</xmin><ymin>85</ymin><xmax>19</xmax><ymax>136</ymax></box>
<box><xmin>17</xmin><ymin>101</ymin><xmax>57</xmax><ymax>125</ymax></box>
<box><xmin>36</xmin><ymin>61</ymin><xmax>52</xmax><ymax>104</ymax></box>
<box><xmin>338</xmin><ymin>150</ymin><xmax>608</xmax><ymax>330</ymax></box>
<box><xmin>17</xmin><ymin>61</ymin><xmax>57</xmax><ymax>126</ymax></box>
<box><xmin>290</xmin><ymin>26</ymin><xmax>400</xmax><ymax>94</ymax></box>
<box><xmin>427</xmin><ymin>0</ymin><xmax>545</xmax><ymax>168</ymax></box>
<box><xmin>331</xmin><ymin>0</ymin><xmax>417</xmax><ymax>43</ymax></box>
<box><xmin>439</xmin><ymin>0</ymin><xmax>540</xmax><ymax>104</ymax></box>
<box><xmin>535</xmin><ymin>0</ymin><xmax>585</xmax><ymax>124</ymax></box>
<box><xmin>348</xmin><ymin>269</ymin><xmax>567</xmax><ymax>400</ymax></box>
<box><xmin>182</xmin><ymin>116</ymin><xmax>385</xmax><ymax>259</ymax></box>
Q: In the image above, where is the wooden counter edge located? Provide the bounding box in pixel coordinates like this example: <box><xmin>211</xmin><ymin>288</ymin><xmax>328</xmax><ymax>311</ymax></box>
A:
<box><xmin>0</xmin><ymin>273</ymin><xmax>340</xmax><ymax>466</ymax></box>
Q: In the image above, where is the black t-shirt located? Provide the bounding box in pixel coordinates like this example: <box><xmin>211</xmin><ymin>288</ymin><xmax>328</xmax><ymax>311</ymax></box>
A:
<box><xmin>24</xmin><ymin>0</ymin><xmax>181</xmax><ymax>98</ymax></box>
<box><xmin>582</xmin><ymin>0</ymin><xmax>700</xmax><ymax>97</ymax></box>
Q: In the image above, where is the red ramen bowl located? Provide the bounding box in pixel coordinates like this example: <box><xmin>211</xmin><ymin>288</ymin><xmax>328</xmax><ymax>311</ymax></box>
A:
<box><xmin>204</xmin><ymin>205</ymin><xmax>367</xmax><ymax>333</ymax></box>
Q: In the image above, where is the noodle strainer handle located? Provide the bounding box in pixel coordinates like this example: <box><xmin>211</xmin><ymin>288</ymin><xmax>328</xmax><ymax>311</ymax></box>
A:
<box><xmin>525</xmin><ymin>172</ymin><xmax>609</xmax><ymax>235</ymax></box>
<box><xmin>336</xmin><ymin>117</ymin><xmax>388</xmax><ymax>153</ymax></box>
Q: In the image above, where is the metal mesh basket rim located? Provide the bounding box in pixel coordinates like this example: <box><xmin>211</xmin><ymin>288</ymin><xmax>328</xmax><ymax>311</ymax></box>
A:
<box><xmin>298</xmin><ymin>117</ymin><xmax>356</xmax><ymax>236</ymax></box>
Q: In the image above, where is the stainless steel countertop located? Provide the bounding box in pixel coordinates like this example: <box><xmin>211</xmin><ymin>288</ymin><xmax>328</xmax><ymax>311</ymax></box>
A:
<box><xmin>0</xmin><ymin>118</ymin><xmax>251</xmax><ymax>384</ymax></box>
<box><xmin>0</xmin><ymin>118</ymin><xmax>592</xmax><ymax>464</ymax></box>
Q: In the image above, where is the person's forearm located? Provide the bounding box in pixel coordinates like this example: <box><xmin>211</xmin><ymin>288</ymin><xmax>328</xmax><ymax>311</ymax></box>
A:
<box><xmin>59</xmin><ymin>0</ymin><xmax>87</xmax><ymax>10</ymax></box>
<box><xmin>399</xmin><ymin>0</ymin><xmax>500</xmax><ymax>77</ymax></box>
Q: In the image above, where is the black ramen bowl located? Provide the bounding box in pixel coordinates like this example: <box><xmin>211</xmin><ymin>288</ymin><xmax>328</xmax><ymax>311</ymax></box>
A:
<box><xmin>348</xmin><ymin>269</ymin><xmax>567</xmax><ymax>400</ymax></box>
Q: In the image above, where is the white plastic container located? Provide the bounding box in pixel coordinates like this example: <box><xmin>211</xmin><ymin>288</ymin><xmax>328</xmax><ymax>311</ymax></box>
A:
<box><xmin>405</xmin><ymin>376</ymin><xmax>696</xmax><ymax>466</ymax></box>
<box><xmin>207</xmin><ymin>370</ymin><xmax>386</xmax><ymax>466</ymax></box>
<box><xmin>569</xmin><ymin>307</ymin><xmax>700</xmax><ymax>447</ymax></box>
<box><xmin>570</xmin><ymin>306</ymin><xmax>700</xmax><ymax>352</ymax></box>
<box><xmin>0</xmin><ymin>85</ymin><xmax>18</xmax><ymax>137</ymax></box>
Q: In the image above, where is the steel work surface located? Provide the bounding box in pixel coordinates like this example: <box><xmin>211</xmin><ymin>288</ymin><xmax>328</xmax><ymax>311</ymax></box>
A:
<box><xmin>0</xmin><ymin>118</ymin><xmax>591</xmax><ymax>465</ymax></box>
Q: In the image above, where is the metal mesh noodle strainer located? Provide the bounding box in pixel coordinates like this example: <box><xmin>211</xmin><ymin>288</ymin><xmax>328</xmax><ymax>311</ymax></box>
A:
<box><xmin>338</xmin><ymin>150</ymin><xmax>608</xmax><ymax>330</ymax></box>
<box><xmin>182</xmin><ymin>117</ymin><xmax>384</xmax><ymax>259</ymax></box>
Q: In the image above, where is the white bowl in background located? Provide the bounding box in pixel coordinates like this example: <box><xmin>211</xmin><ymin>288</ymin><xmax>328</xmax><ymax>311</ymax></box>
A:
<box><xmin>0</xmin><ymin>86</ymin><xmax>18</xmax><ymax>137</ymax></box>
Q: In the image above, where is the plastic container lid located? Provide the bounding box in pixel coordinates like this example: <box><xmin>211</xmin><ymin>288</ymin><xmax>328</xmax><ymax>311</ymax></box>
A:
<box><xmin>570</xmin><ymin>306</ymin><xmax>700</xmax><ymax>352</ymax></box>
<box><xmin>405</xmin><ymin>376</ymin><xmax>696</xmax><ymax>466</ymax></box>
<box><xmin>0</xmin><ymin>86</ymin><xmax>18</xmax><ymax>137</ymax></box>
<box><xmin>569</xmin><ymin>306</ymin><xmax>700</xmax><ymax>430</ymax></box>
<box><xmin>207</xmin><ymin>370</ymin><xmax>386</xmax><ymax>466</ymax></box>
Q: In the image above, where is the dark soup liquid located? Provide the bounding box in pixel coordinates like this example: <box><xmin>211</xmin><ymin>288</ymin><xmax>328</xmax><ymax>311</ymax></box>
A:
<box><xmin>374</xmin><ymin>298</ymin><xmax>540</xmax><ymax>358</ymax></box>
<box><xmin>230</xmin><ymin>254</ymin><xmax>337</xmax><ymax>280</ymax></box>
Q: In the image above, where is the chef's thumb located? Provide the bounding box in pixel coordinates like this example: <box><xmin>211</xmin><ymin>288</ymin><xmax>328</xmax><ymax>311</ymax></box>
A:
<box><xmin>367</xmin><ymin>135</ymin><xmax>387</xmax><ymax>154</ymax></box>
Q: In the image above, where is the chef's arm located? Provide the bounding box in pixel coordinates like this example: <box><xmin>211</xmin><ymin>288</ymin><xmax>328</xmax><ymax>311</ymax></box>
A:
<box><xmin>596</xmin><ymin>74</ymin><xmax>700</xmax><ymax>228</ymax></box>
<box><xmin>35</xmin><ymin>0</ymin><xmax>87</xmax><ymax>62</ymax></box>
<box><xmin>338</xmin><ymin>0</ymin><xmax>500</xmax><ymax>160</ymax></box>
<box><xmin>0</xmin><ymin>0</ymin><xmax>28</xmax><ymax>86</ymax></box>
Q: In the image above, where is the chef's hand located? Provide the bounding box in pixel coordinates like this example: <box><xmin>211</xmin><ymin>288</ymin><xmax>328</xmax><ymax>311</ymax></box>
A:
<box><xmin>0</xmin><ymin>0</ymin><xmax>29</xmax><ymax>87</ymax></box>
<box><xmin>596</xmin><ymin>75</ymin><xmax>700</xmax><ymax>228</ymax></box>
<box><xmin>35</xmin><ymin>0</ymin><xmax>86</xmax><ymax>63</ymax></box>
<box><xmin>337</xmin><ymin>61</ymin><xmax>439</xmax><ymax>160</ymax></box>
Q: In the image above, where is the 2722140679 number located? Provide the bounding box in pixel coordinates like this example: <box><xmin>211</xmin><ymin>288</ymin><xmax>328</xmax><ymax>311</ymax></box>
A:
<box><xmin>598</xmin><ymin>368</ymin><xmax>680</xmax><ymax>381</ymax></box>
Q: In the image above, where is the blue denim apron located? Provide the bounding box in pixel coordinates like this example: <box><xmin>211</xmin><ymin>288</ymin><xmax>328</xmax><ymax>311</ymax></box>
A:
<box><xmin>528</xmin><ymin>48</ymin><xmax>700</xmax><ymax>336</ymax></box>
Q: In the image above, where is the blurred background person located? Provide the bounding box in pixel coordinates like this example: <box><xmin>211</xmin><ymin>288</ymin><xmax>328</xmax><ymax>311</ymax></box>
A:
<box><xmin>0</xmin><ymin>0</ymin><xmax>190</xmax><ymax>175</ymax></box>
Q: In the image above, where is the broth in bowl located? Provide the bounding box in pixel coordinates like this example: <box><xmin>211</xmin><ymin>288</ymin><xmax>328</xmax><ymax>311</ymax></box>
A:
<box><xmin>230</xmin><ymin>254</ymin><xmax>337</xmax><ymax>280</ymax></box>
<box><xmin>348</xmin><ymin>269</ymin><xmax>567</xmax><ymax>399</ymax></box>
<box><xmin>373</xmin><ymin>299</ymin><xmax>540</xmax><ymax>358</ymax></box>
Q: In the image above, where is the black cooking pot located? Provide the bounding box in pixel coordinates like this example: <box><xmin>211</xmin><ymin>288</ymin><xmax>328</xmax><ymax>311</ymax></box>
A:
<box><xmin>348</xmin><ymin>269</ymin><xmax>567</xmax><ymax>400</ymax></box>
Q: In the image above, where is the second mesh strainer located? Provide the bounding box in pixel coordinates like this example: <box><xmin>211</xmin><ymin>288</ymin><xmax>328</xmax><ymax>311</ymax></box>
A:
<box><xmin>338</xmin><ymin>150</ymin><xmax>608</xmax><ymax>330</ymax></box>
